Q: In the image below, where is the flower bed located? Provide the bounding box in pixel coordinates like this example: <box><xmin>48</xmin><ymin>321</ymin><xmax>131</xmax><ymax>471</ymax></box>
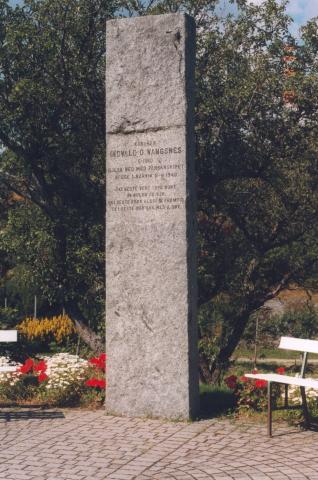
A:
<box><xmin>285</xmin><ymin>375</ymin><xmax>318</xmax><ymax>405</ymax></box>
<box><xmin>0</xmin><ymin>352</ymin><xmax>106</xmax><ymax>407</ymax></box>
<box><xmin>224</xmin><ymin>368</ymin><xmax>284</xmax><ymax>414</ymax></box>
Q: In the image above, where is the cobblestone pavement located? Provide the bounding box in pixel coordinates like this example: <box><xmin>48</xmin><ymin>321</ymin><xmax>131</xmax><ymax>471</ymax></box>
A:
<box><xmin>0</xmin><ymin>409</ymin><xmax>318</xmax><ymax>480</ymax></box>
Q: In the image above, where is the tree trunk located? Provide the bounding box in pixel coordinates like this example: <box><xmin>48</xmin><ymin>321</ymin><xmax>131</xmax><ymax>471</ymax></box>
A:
<box><xmin>66</xmin><ymin>299</ymin><xmax>104</xmax><ymax>354</ymax></box>
<box><xmin>200</xmin><ymin>306</ymin><xmax>259</xmax><ymax>384</ymax></box>
<box><xmin>215</xmin><ymin>311</ymin><xmax>254</xmax><ymax>382</ymax></box>
<box><xmin>52</xmin><ymin>222</ymin><xmax>104</xmax><ymax>354</ymax></box>
<box><xmin>199</xmin><ymin>354</ymin><xmax>214</xmax><ymax>384</ymax></box>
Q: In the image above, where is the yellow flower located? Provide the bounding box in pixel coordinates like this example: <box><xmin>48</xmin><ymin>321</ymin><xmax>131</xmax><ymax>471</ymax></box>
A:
<box><xmin>17</xmin><ymin>315</ymin><xmax>77</xmax><ymax>343</ymax></box>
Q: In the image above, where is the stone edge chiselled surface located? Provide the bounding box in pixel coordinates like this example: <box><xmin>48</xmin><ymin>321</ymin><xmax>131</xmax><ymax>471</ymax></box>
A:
<box><xmin>106</xmin><ymin>14</ymin><xmax>199</xmax><ymax>420</ymax></box>
<box><xmin>106</xmin><ymin>13</ymin><xmax>194</xmax><ymax>133</ymax></box>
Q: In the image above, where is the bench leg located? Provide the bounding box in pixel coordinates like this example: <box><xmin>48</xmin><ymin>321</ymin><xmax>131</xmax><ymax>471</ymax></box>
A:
<box><xmin>300</xmin><ymin>386</ymin><xmax>310</xmax><ymax>429</ymax></box>
<box><xmin>268</xmin><ymin>381</ymin><xmax>272</xmax><ymax>437</ymax></box>
<box><xmin>284</xmin><ymin>384</ymin><xmax>288</xmax><ymax>408</ymax></box>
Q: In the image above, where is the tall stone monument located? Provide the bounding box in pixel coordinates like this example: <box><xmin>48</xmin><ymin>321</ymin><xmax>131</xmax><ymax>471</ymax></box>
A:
<box><xmin>106</xmin><ymin>13</ymin><xmax>198</xmax><ymax>420</ymax></box>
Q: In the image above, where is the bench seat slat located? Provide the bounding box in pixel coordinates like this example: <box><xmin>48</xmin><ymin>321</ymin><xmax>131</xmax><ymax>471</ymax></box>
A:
<box><xmin>279</xmin><ymin>336</ymin><xmax>318</xmax><ymax>354</ymax></box>
<box><xmin>0</xmin><ymin>330</ymin><xmax>17</xmax><ymax>342</ymax></box>
<box><xmin>245</xmin><ymin>373</ymin><xmax>318</xmax><ymax>389</ymax></box>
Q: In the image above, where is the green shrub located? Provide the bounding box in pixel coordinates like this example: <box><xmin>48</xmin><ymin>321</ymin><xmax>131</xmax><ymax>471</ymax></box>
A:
<box><xmin>273</xmin><ymin>304</ymin><xmax>318</xmax><ymax>339</ymax></box>
<box><xmin>242</xmin><ymin>302</ymin><xmax>318</xmax><ymax>354</ymax></box>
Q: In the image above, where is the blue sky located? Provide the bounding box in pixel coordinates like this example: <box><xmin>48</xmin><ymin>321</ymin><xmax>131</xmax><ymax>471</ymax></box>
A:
<box><xmin>246</xmin><ymin>0</ymin><xmax>318</xmax><ymax>36</ymax></box>
<box><xmin>9</xmin><ymin>0</ymin><xmax>318</xmax><ymax>36</ymax></box>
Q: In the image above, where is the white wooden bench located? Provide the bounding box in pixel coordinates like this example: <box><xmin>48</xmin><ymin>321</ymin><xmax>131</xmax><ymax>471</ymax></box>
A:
<box><xmin>0</xmin><ymin>330</ymin><xmax>18</xmax><ymax>372</ymax></box>
<box><xmin>245</xmin><ymin>336</ymin><xmax>318</xmax><ymax>436</ymax></box>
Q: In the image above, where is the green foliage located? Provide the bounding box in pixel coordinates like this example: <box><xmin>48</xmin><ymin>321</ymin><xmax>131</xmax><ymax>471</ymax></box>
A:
<box><xmin>40</xmin><ymin>377</ymin><xmax>86</xmax><ymax>407</ymax></box>
<box><xmin>0</xmin><ymin>371</ymin><xmax>85</xmax><ymax>406</ymax></box>
<box><xmin>192</xmin><ymin>0</ymin><xmax>318</xmax><ymax>380</ymax></box>
<box><xmin>0</xmin><ymin>306</ymin><xmax>18</xmax><ymax>329</ymax></box>
<box><xmin>241</xmin><ymin>302</ymin><xmax>318</xmax><ymax>353</ymax></box>
<box><xmin>0</xmin><ymin>202</ymin><xmax>57</xmax><ymax>311</ymax></box>
<box><xmin>270</xmin><ymin>304</ymin><xmax>318</xmax><ymax>339</ymax></box>
<box><xmin>0</xmin><ymin>0</ymin><xmax>318</xmax><ymax>364</ymax></box>
<box><xmin>0</xmin><ymin>372</ymin><xmax>43</xmax><ymax>402</ymax></box>
<box><xmin>224</xmin><ymin>373</ymin><xmax>282</xmax><ymax>414</ymax></box>
<box><xmin>0</xmin><ymin>0</ymin><xmax>115</xmax><ymax>343</ymax></box>
<box><xmin>198</xmin><ymin>295</ymin><xmax>240</xmax><ymax>373</ymax></box>
<box><xmin>282</xmin><ymin>395</ymin><xmax>318</xmax><ymax>427</ymax></box>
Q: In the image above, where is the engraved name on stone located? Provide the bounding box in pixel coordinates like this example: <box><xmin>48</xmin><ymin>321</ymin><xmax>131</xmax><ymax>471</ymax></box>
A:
<box><xmin>107</xmin><ymin>132</ymin><xmax>186</xmax><ymax>215</ymax></box>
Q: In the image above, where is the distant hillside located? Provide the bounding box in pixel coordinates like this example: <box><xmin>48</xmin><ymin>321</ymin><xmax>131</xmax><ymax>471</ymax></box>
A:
<box><xmin>264</xmin><ymin>287</ymin><xmax>318</xmax><ymax>316</ymax></box>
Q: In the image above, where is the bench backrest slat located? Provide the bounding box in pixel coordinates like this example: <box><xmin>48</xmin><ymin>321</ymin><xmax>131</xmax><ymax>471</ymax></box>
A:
<box><xmin>0</xmin><ymin>330</ymin><xmax>17</xmax><ymax>342</ymax></box>
<box><xmin>279</xmin><ymin>336</ymin><xmax>318</xmax><ymax>354</ymax></box>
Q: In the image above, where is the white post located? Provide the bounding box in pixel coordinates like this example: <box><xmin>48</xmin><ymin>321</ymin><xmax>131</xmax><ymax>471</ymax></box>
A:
<box><xmin>253</xmin><ymin>316</ymin><xmax>259</xmax><ymax>369</ymax></box>
<box><xmin>34</xmin><ymin>295</ymin><xmax>37</xmax><ymax>319</ymax></box>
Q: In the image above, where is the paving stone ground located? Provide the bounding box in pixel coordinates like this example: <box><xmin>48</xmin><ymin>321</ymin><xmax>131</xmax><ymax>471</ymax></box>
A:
<box><xmin>0</xmin><ymin>409</ymin><xmax>318</xmax><ymax>480</ymax></box>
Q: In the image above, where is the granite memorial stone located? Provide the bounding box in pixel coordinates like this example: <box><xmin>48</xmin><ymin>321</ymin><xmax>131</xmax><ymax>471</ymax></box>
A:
<box><xmin>106</xmin><ymin>13</ymin><xmax>199</xmax><ymax>419</ymax></box>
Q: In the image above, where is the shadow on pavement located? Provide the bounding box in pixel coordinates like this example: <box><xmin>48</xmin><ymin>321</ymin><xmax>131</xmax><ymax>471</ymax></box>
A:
<box><xmin>0</xmin><ymin>409</ymin><xmax>65</xmax><ymax>422</ymax></box>
<box><xmin>199</xmin><ymin>388</ymin><xmax>236</xmax><ymax>419</ymax></box>
<box><xmin>272</xmin><ymin>420</ymin><xmax>318</xmax><ymax>437</ymax></box>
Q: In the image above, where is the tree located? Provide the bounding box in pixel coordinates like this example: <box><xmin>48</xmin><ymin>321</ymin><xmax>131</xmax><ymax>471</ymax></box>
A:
<box><xmin>2</xmin><ymin>0</ymin><xmax>318</xmax><ymax>374</ymax></box>
<box><xmin>110</xmin><ymin>0</ymin><xmax>318</xmax><ymax>381</ymax></box>
<box><xmin>0</xmin><ymin>0</ymin><xmax>117</xmax><ymax>351</ymax></box>
<box><xmin>195</xmin><ymin>1</ymin><xmax>318</xmax><ymax>381</ymax></box>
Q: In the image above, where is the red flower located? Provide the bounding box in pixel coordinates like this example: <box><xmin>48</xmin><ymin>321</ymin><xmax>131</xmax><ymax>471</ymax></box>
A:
<box><xmin>96</xmin><ymin>379</ymin><xmax>106</xmax><ymax>389</ymax></box>
<box><xmin>19</xmin><ymin>358</ymin><xmax>34</xmax><ymax>374</ymax></box>
<box><xmin>224</xmin><ymin>375</ymin><xmax>238</xmax><ymax>390</ymax></box>
<box><xmin>255</xmin><ymin>379</ymin><xmax>267</xmax><ymax>388</ymax></box>
<box><xmin>89</xmin><ymin>353</ymin><xmax>106</xmax><ymax>372</ymax></box>
<box><xmin>85</xmin><ymin>377</ymin><xmax>106</xmax><ymax>389</ymax></box>
<box><xmin>240</xmin><ymin>376</ymin><xmax>249</xmax><ymax>383</ymax></box>
<box><xmin>252</xmin><ymin>369</ymin><xmax>258</xmax><ymax>374</ymax></box>
<box><xmin>85</xmin><ymin>378</ymin><xmax>98</xmax><ymax>387</ymax></box>
<box><xmin>34</xmin><ymin>360</ymin><xmax>47</xmax><ymax>373</ymax></box>
<box><xmin>276</xmin><ymin>367</ymin><xmax>285</xmax><ymax>375</ymax></box>
<box><xmin>38</xmin><ymin>372</ymin><xmax>48</xmax><ymax>383</ymax></box>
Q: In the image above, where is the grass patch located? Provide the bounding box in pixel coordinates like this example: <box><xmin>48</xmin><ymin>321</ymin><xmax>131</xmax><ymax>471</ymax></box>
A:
<box><xmin>229</xmin><ymin>360</ymin><xmax>318</xmax><ymax>377</ymax></box>
<box><xmin>227</xmin><ymin>361</ymin><xmax>286</xmax><ymax>376</ymax></box>
<box><xmin>235</xmin><ymin>348</ymin><xmax>318</xmax><ymax>361</ymax></box>
<box><xmin>199</xmin><ymin>383</ymin><xmax>236</xmax><ymax>419</ymax></box>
